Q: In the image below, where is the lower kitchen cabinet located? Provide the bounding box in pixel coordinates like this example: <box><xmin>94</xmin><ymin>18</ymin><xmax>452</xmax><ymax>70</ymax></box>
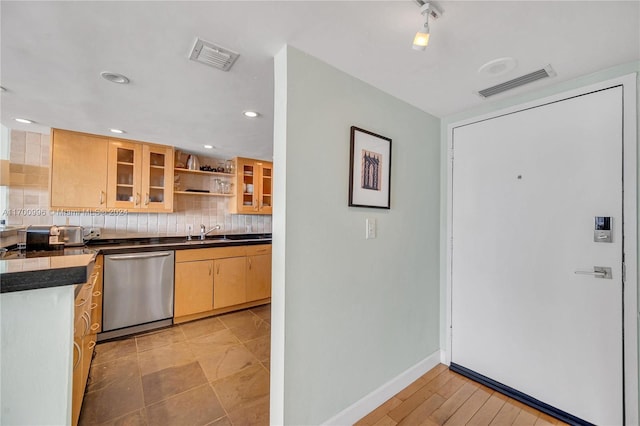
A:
<box><xmin>213</xmin><ymin>257</ymin><xmax>247</xmax><ymax>309</ymax></box>
<box><xmin>72</xmin><ymin>256</ymin><xmax>102</xmax><ymax>426</ymax></box>
<box><xmin>246</xmin><ymin>245</ymin><xmax>272</xmax><ymax>302</ymax></box>
<box><xmin>173</xmin><ymin>244</ymin><xmax>271</xmax><ymax>323</ymax></box>
<box><xmin>175</xmin><ymin>259</ymin><xmax>214</xmax><ymax>317</ymax></box>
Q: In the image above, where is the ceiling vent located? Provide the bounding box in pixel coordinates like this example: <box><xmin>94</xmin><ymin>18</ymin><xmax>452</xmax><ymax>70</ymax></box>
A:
<box><xmin>189</xmin><ymin>38</ymin><xmax>240</xmax><ymax>72</ymax></box>
<box><xmin>477</xmin><ymin>65</ymin><xmax>556</xmax><ymax>98</ymax></box>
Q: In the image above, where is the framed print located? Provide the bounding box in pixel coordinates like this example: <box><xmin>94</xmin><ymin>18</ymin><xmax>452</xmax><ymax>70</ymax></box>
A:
<box><xmin>349</xmin><ymin>126</ymin><xmax>392</xmax><ymax>209</ymax></box>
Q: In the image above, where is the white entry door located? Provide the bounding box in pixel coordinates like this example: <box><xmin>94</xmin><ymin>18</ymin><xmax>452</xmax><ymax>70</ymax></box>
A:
<box><xmin>451</xmin><ymin>86</ymin><xmax>623</xmax><ymax>425</ymax></box>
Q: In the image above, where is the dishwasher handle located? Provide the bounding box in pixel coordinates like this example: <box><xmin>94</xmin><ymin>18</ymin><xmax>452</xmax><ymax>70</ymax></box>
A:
<box><xmin>108</xmin><ymin>252</ymin><xmax>172</xmax><ymax>261</ymax></box>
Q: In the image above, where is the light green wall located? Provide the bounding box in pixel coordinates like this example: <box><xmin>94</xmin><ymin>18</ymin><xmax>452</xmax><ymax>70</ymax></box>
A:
<box><xmin>440</xmin><ymin>61</ymin><xmax>640</xmax><ymax>421</ymax></box>
<box><xmin>274</xmin><ymin>46</ymin><xmax>441</xmax><ymax>425</ymax></box>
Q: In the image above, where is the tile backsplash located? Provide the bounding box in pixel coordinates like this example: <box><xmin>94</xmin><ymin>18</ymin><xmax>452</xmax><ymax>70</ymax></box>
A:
<box><xmin>3</xmin><ymin>130</ymin><xmax>272</xmax><ymax>235</ymax></box>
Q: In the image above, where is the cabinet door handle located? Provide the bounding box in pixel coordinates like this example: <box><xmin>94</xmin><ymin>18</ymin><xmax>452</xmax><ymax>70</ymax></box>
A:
<box><xmin>145</xmin><ymin>193</ymin><xmax>150</xmax><ymax>205</ymax></box>
<box><xmin>248</xmin><ymin>258</ymin><xmax>252</xmax><ymax>270</ymax></box>
<box><xmin>216</xmin><ymin>264</ymin><xmax>220</xmax><ymax>275</ymax></box>
<box><xmin>135</xmin><ymin>193</ymin><xmax>140</xmax><ymax>205</ymax></box>
<box><xmin>73</xmin><ymin>341</ymin><xmax>81</xmax><ymax>370</ymax></box>
<box><xmin>209</xmin><ymin>263</ymin><xmax>212</xmax><ymax>276</ymax></box>
<box><xmin>99</xmin><ymin>191</ymin><xmax>105</xmax><ymax>205</ymax></box>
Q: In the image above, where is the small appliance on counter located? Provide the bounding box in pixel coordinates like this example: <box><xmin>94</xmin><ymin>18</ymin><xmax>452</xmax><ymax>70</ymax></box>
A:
<box><xmin>57</xmin><ymin>225</ymin><xmax>85</xmax><ymax>247</ymax></box>
<box><xmin>26</xmin><ymin>225</ymin><xmax>65</xmax><ymax>251</ymax></box>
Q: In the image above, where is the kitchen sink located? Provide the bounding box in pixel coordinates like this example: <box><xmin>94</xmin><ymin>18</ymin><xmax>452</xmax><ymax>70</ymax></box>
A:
<box><xmin>184</xmin><ymin>238</ymin><xmax>232</xmax><ymax>244</ymax></box>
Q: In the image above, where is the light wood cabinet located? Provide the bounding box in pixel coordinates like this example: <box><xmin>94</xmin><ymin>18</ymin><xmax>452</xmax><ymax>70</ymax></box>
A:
<box><xmin>213</xmin><ymin>257</ymin><xmax>247</xmax><ymax>309</ymax></box>
<box><xmin>231</xmin><ymin>157</ymin><xmax>273</xmax><ymax>214</ymax></box>
<box><xmin>90</xmin><ymin>256</ymin><xmax>103</xmax><ymax>334</ymax></box>
<box><xmin>50</xmin><ymin>129</ymin><xmax>109</xmax><ymax>209</ymax></box>
<box><xmin>175</xmin><ymin>259</ymin><xmax>214</xmax><ymax>317</ymax></box>
<box><xmin>50</xmin><ymin>129</ymin><xmax>173</xmax><ymax>212</ymax></box>
<box><xmin>70</xmin><ymin>257</ymin><xmax>103</xmax><ymax>426</ymax></box>
<box><xmin>246</xmin><ymin>245</ymin><xmax>272</xmax><ymax>302</ymax></box>
<box><xmin>174</xmin><ymin>245</ymin><xmax>271</xmax><ymax>323</ymax></box>
<box><xmin>107</xmin><ymin>140</ymin><xmax>174</xmax><ymax>212</ymax></box>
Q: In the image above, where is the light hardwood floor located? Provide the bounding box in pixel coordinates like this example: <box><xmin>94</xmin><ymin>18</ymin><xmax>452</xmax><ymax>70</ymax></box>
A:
<box><xmin>355</xmin><ymin>364</ymin><xmax>569</xmax><ymax>426</ymax></box>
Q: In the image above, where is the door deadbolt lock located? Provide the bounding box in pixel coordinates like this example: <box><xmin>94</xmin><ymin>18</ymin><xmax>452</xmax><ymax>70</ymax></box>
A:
<box><xmin>594</xmin><ymin>216</ymin><xmax>612</xmax><ymax>243</ymax></box>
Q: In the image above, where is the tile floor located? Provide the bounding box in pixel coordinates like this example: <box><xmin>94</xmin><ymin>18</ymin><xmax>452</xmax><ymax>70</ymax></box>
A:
<box><xmin>79</xmin><ymin>304</ymin><xmax>271</xmax><ymax>426</ymax></box>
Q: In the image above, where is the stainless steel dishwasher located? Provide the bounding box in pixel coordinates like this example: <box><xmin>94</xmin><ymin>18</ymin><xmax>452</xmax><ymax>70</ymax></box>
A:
<box><xmin>100</xmin><ymin>250</ymin><xmax>174</xmax><ymax>340</ymax></box>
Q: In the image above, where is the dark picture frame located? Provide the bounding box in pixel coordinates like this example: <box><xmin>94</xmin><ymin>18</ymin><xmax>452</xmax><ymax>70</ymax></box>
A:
<box><xmin>349</xmin><ymin>126</ymin><xmax>392</xmax><ymax>209</ymax></box>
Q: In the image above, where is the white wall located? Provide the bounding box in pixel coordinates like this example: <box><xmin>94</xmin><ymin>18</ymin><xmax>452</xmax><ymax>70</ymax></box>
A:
<box><xmin>273</xmin><ymin>45</ymin><xmax>441</xmax><ymax>425</ymax></box>
<box><xmin>0</xmin><ymin>286</ymin><xmax>75</xmax><ymax>425</ymax></box>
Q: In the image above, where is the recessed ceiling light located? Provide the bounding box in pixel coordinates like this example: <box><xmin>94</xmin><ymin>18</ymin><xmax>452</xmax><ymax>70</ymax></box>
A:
<box><xmin>204</xmin><ymin>145</ymin><xmax>214</xmax><ymax>149</ymax></box>
<box><xmin>243</xmin><ymin>111</ymin><xmax>259</xmax><ymax>118</ymax></box>
<box><xmin>109</xmin><ymin>128</ymin><xmax>125</xmax><ymax>134</ymax></box>
<box><xmin>15</xmin><ymin>118</ymin><xmax>33</xmax><ymax>124</ymax></box>
<box><xmin>100</xmin><ymin>72</ymin><xmax>130</xmax><ymax>84</ymax></box>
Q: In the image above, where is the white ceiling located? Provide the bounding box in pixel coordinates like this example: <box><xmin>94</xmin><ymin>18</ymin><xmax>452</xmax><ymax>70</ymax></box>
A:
<box><xmin>2</xmin><ymin>1</ymin><xmax>638</xmax><ymax>160</ymax></box>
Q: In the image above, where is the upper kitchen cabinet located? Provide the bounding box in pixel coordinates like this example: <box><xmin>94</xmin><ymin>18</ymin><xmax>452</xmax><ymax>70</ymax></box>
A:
<box><xmin>50</xmin><ymin>129</ymin><xmax>109</xmax><ymax>209</ymax></box>
<box><xmin>107</xmin><ymin>140</ymin><xmax>174</xmax><ymax>212</ymax></box>
<box><xmin>231</xmin><ymin>157</ymin><xmax>272</xmax><ymax>215</ymax></box>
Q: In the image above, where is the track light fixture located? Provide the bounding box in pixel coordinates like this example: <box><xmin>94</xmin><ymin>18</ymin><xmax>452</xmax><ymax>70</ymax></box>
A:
<box><xmin>412</xmin><ymin>2</ymin><xmax>442</xmax><ymax>50</ymax></box>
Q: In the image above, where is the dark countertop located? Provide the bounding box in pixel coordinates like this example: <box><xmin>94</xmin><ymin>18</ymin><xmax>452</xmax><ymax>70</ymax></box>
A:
<box><xmin>0</xmin><ymin>248</ymin><xmax>98</xmax><ymax>294</ymax></box>
<box><xmin>0</xmin><ymin>233</ymin><xmax>271</xmax><ymax>293</ymax></box>
<box><xmin>87</xmin><ymin>233</ymin><xmax>272</xmax><ymax>255</ymax></box>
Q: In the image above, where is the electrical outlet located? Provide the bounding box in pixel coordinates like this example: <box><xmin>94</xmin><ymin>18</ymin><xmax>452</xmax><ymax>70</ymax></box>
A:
<box><xmin>366</xmin><ymin>218</ymin><xmax>377</xmax><ymax>239</ymax></box>
<box><xmin>85</xmin><ymin>227</ymin><xmax>101</xmax><ymax>239</ymax></box>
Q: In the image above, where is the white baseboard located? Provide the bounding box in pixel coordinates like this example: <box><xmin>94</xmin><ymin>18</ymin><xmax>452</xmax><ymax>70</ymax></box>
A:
<box><xmin>322</xmin><ymin>350</ymin><xmax>443</xmax><ymax>426</ymax></box>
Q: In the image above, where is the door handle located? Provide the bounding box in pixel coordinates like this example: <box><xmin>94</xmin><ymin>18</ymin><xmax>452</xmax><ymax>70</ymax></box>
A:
<box><xmin>574</xmin><ymin>266</ymin><xmax>612</xmax><ymax>279</ymax></box>
<box><xmin>99</xmin><ymin>191</ymin><xmax>105</xmax><ymax>205</ymax></box>
<box><xmin>145</xmin><ymin>193</ymin><xmax>150</xmax><ymax>205</ymax></box>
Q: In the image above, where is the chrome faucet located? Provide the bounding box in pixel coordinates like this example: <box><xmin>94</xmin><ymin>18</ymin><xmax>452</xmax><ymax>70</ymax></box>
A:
<box><xmin>200</xmin><ymin>224</ymin><xmax>221</xmax><ymax>240</ymax></box>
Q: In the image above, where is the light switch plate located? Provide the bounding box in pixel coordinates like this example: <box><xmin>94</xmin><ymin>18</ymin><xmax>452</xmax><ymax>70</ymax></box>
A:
<box><xmin>366</xmin><ymin>218</ymin><xmax>376</xmax><ymax>239</ymax></box>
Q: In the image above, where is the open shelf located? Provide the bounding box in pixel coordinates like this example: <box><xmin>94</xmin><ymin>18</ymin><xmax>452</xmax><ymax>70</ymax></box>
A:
<box><xmin>174</xmin><ymin>168</ymin><xmax>234</xmax><ymax>177</ymax></box>
<box><xmin>174</xmin><ymin>191</ymin><xmax>233</xmax><ymax>197</ymax></box>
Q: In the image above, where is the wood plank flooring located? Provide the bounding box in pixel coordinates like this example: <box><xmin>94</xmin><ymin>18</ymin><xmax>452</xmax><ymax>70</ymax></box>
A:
<box><xmin>356</xmin><ymin>364</ymin><xmax>569</xmax><ymax>426</ymax></box>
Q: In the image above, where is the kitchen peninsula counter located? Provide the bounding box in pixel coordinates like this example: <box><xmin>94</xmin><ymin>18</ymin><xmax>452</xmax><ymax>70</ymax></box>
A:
<box><xmin>0</xmin><ymin>248</ymin><xmax>98</xmax><ymax>293</ymax></box>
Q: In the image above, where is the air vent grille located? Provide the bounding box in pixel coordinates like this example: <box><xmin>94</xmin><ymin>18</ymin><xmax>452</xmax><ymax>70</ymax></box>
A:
<box><xmin>478</xmin><ymin>65</ymin><xmax>556</xmax><ymax>98</ymax></box>
<box><xmin>189</xmin><ymin>38</ymin><xmax>239</xmax><ymax>72</ymax></box>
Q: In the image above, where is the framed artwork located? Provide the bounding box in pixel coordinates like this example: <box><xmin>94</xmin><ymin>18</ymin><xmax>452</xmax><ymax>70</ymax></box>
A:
<box><xmin>349</xmin><ymin>126</ymin><xmax>392</xmax><ymax>209</ymax></box>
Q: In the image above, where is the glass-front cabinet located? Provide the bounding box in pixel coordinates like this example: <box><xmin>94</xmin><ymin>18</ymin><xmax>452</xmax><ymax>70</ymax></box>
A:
<box><xmin>231</xmin><ymin>157</ymin><xmax>273</xmax><ymax>215</ymax></box>
<box><xmin>142</xmin><ymin>145</ymin><xmax>173</xmax><ymax>211</ymax></box>
<box><xmin>107</xmin><ymin>140</ymin><xmax>173</xmax><ymax>212</ymax></box>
